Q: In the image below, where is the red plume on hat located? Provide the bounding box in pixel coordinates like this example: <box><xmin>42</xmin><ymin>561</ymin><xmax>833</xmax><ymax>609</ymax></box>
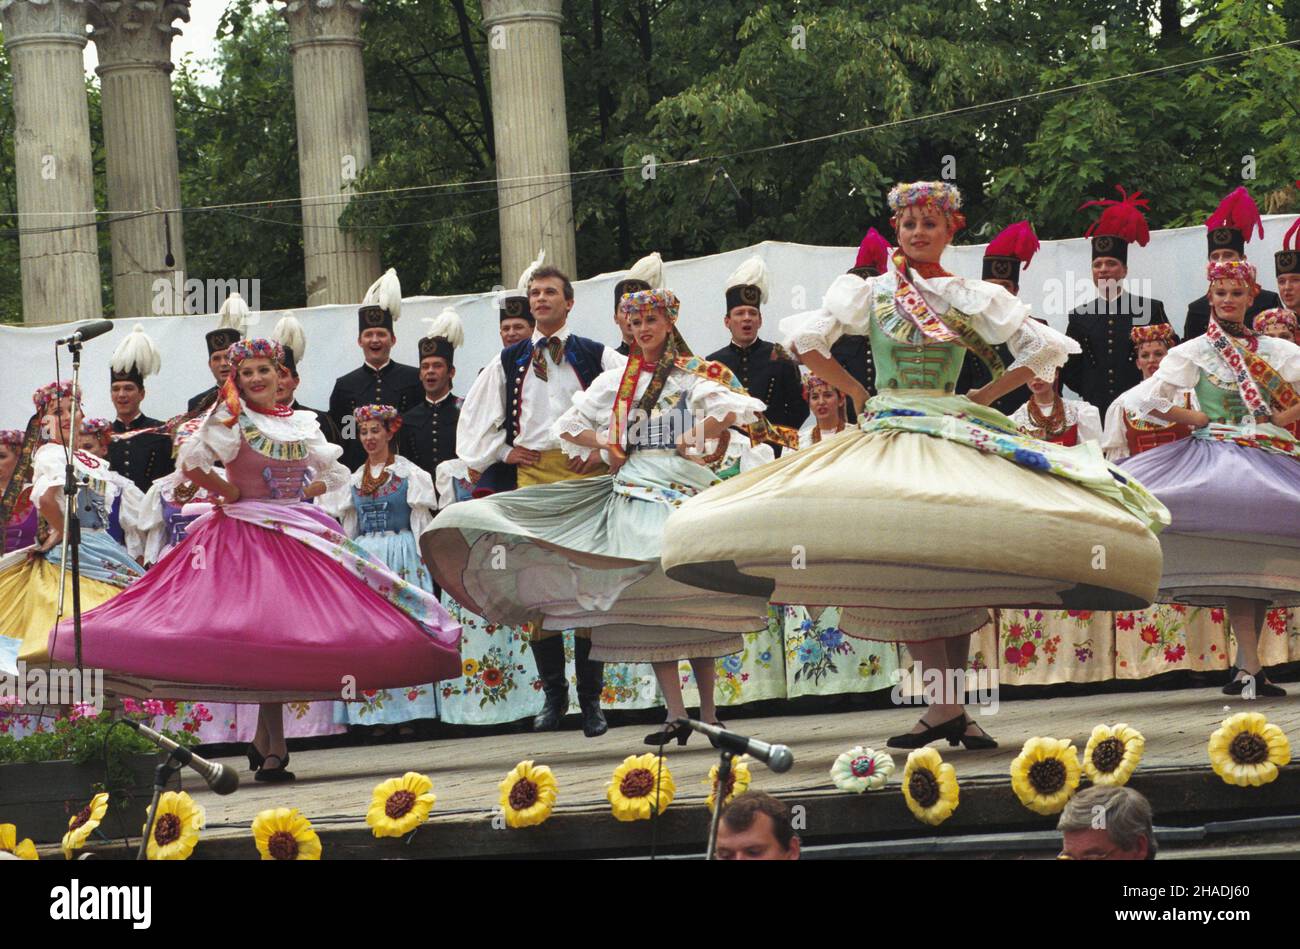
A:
<box><xmin>1284</xmin><ymin>181</ymin><xmax>1300</xmax><ymax>251</ymax></box>
<box><xmin>1079</xmin><ymin>185</ymin><xmax>1151</xmax><ymax>246</ymax></box>
<box><xmin>854</xmin><ymin>228</ymin><xmax>891</xmax><ymax>274</ymax></box>
<box><xmin>1205</xmin><ymin>185</ymin><xmax>1263</xmax><ymax>241</ymax></box>
<box><xmin>984</xmin><ymin>220</ymin><xmax>1040</xmax><ymax>267</ymax></box>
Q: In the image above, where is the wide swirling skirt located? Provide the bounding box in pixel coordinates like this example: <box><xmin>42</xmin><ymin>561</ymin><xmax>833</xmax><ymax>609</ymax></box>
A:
<box><xmin>660</xmin><ymin>392</ymin><xmax>1169</xmax><ymax>643</ymax></box>
<box><xmin>1119</xmin><ymin>424</ymin><xmax>1300</xmax><ymax>606</ymax></box>
<box><xmin>0</xmin><ymin>531</ymin><xmax>143</xmax><ymax>669</ymax></box>
<box><xmin>421</xmin><ymin>450</ymin><xmax>769</xmax><ymax>662</ymax></box>
<box><xmin>48</xmin><ymin>500</ymin><xmax>462</xmax><ymax>702</ymax></box>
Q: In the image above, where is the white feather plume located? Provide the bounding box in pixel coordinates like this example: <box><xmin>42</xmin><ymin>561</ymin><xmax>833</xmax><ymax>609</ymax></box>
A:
<box><xmin>422</xmin><ymin>307</ymin><xmax>464</xmax><ymax>349</ymax></box>
<box><xmin>627</xmin><ymin>251</ymin><xmax>663</xmax><ymax>287</ymax></box>
<box><xmin>109</xmin><ymin>323</ymin><xmax>161</xmax><ymax>377</ymax></box>
<box><xmin>726</xmin><ymin>254</ymin><xmax>770</xmax><ymax>303</ymax></box>
<box><xmin>516</xmin><ymin>248</ymin><xmax>546</xmax><ymax>290</ymax></box>
<box><xmin>217</xmin><ymin>292</ymin><xmax>250</xmax><ymax>332</ymax></box>
<box><xmin>272</xmin><ymin>314</ymin><xmax>307</xmax><ymax>364</ymax></box>
<box><xmin>363</xmin><ymin>267</ymin><xmax>403</xmax><ymax>322</ymax></box>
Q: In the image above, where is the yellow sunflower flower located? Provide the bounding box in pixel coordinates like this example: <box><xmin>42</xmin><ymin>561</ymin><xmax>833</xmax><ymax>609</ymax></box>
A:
<box><xmin>1</xmin><ymin>823</ymin><xmax>38</xmax><ymax>860</ymax></box>
<box><xmin>705</xmin><ymin>757</ymin><xmax>752</xmax><ymax>810</ymax></box>
<box><xmin>61</xmin><ymin>792</ymin><xmax>109</xmax><ymax>860</ymax></box>
<box><xmin>608</xmin><ymin>753</ymin><xmax>675</xmax><ymax>822</ymax></box>
<box><xmin>462</xmin><ymin>658</ymin><xmax>479</xmax><ymax>677</ymax></box>
<box><xmin>252</xmin><ymin>807</ymin><xmax>322</xmax><ymax>860</ymax></box>
<box><xmin>1010</xmin><ymin>737</ymin><xmax>1082</xmax><ymax>815</ymax></box>
<box><xmin>1083</xmin><ymin>723</ymin><xmax>1144</xmax><ymax>786</ymax></box>
<box><xmin>901</xmin><ymin>748</ymin><xmax>959</xmax><ymax>826</ymax></box>
<box><xmin>142</xmin><ymin>791</ymin><xmax>205</xmax><ymax>860</ymax></box>
<box><xmin>1208</xmin><ymin>712</ymin><xmax>1292</xmax><ymax>787</ymax></box>
<box><xmin>366</xmin><ymin>772</ymin><xmax>437</xmax><ymax>838</ymax></box>
<box><xmin>499</xmin><ymin>760</ymin><xmax>559</xmax><ymax>828</ymax></box>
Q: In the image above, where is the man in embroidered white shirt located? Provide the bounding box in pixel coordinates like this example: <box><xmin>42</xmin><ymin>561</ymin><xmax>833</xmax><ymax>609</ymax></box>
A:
<box><xmin>453</xmin><ymin>264</ymin><xmax>625</xmax><ymax>738</ymax></box>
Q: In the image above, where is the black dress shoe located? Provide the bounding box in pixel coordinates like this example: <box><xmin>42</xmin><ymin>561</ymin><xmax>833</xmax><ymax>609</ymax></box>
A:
<box><xmin>644</xmin><ymin>722</ymin><xmax>691</xmax><ymax>747</ymax></box>
<box><xmin>254</xmin><ymin>753</ymin><xmax>296</xmax><ymax>783</ymax></box>
<box><xmin>1223</xmin><ymin>666</ymin><xmax>1288</xmax><ymax>698</ymax></box>
<box><xmin>886</xmin><ymin>714</ymin><xmax>967</xmax><ymax>749</ymax></box>
<box><xmin>957</xmin><ymin>714</ymin><xmax>998</xmax><ymax>750</ymax></box>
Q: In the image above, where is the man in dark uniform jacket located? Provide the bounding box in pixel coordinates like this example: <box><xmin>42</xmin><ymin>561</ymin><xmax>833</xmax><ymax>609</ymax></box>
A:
<box><xmin>1181</xmin><ymin>186</ymin><xmax>1281</xmax><ymax>341</ymax></box>
<box><xmin>705</xmin><ymin>256</ymin><xmax>809</xmax><ymax>440</ymax></box>
<box><xmin>956</xmin><ymin>220</ymin><xmax>1038</xmax><ymax>417</ymax></box>
<box><xmin>328</xmin><ymin>269</ymin><xmax>423</xmax><ymax>470</ymax></box>
<box><xmin>271</xmin><ymin>315</ymin><xmax>342</xmax><ymax>445</ymax></box>
<box><xmin>187</xmin><ymin>327</ymin><xmax>241</xmax><ymax>414</ymax></box>
<box><xmin>106</xmin><ymin>325</ymin><xmax>173</xmax><ymax>493</ymax></box>
<box><xmin>400</xmin><ymin>328</ymin><xmax>461</xmax><ymax>489</ymax></box>
<box><xmin>1062</xmin><ymin>187</ymin><xmax>1170</xmax><ymax>416</ymax></box>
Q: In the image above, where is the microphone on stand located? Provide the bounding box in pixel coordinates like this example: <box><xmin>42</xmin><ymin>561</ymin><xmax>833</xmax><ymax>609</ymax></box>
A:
<box><xmin>55</xmin><ymin>320</ymin><xmax>115</xmax><ymax>346</ymax></box>
<box><xmin>674</xmin><ymin>718</ymin><xmax>795</xmax><ymax>773</ymax></box>
<box><xmin>120</xmin><ymin>719</ymin><xmax>239</xmax><ymax>795</ymax></box>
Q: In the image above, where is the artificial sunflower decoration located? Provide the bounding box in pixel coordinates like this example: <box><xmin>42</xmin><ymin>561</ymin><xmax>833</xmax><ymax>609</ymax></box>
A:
<box><xmin>1</xmin><ymin>823</ymin><xmax>38</xmax><ymax>860</ymax></box>
<box><xmin>252</xmin><ymin>807</ymin><xmax>322</xmax><ymax>861</ymax></box>
<box><xmin>499</xmin><ymin>760</ymin><xmax>559</xmax><ymax>828</ymax></box>
<box><xmin>1010</xmin><ymin>737</ymin><xmax>1082</xmax><ymax>815</ymax></box>
<box><xmin>1083</xmin><ymin>723</ymin><xmax>1145</xmax><ymax>787</ymax></box>
<box><xmin>61</xmin><ymin>792</ymin><xmax>109</xmax><ymax>860</ymax></box>
<box><xmin>901</xmin><ymin>748</ymin><xmax>959</xmax><ymax>826</ymax></box>
<box><xmin>608</xmin><ymin>753</ymin><xmax>675</xmax><ymax>822</ymax></box>
<box><xmin>705</xmin><ymin>757</ymin><xmax>752</xmax><ymax>810</ymax></box>
<box><xmin>829</xmin><ymin>746</ymin><xmax>895</xmax><ymax>793</ymax></box>
<box><xmin>366</xmin><ymin>772</ymin><xmax>437</xmax><ymax>838</ymax></box>
<box><xmin>143</xmin><ymin>791</ymin><xmax>205</xmax><ymax>860</ymax></box>
<box><xmin>1208</xmin><ymin>712</ymin><xmax>1292</xmax><ymax>787</ymax></box>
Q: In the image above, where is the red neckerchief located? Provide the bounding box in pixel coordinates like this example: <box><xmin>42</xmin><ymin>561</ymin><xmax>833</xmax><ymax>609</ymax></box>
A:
<box><xmin>906</xmin><ymin>258</ymin><xmax>952</xmax><ymax>280</ymax></box>
<box><xmin>245</xmin><ymin>399</ymin><xmax>295</xmax><ymax>418</ymax></box>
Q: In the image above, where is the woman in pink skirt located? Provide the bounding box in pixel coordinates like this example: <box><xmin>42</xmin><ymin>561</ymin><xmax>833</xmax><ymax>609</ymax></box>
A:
<box><xmin>51</xmin><ymin>339</ymin><xmax>461</xmax><ymax>782</ymax></box>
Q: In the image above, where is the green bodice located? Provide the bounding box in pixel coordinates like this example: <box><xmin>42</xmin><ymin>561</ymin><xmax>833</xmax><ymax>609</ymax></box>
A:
<box><xmin>1194</xmin><ymin>373</ymin><xmax>1248</xmax><ymax>423</ymax></box>
<box><xmin>869</xmin><ymin>308</ymin><xmax>966</xmax><ymax>391</ymax></box>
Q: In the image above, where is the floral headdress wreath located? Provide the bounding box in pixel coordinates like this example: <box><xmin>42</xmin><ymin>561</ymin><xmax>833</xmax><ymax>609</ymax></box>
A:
<box><xmin>1253</xmin><ymin>308</ymin><xmax>1298</xmax><ymax>335</ymax></box>
<box><xmin>1207</xmin><ymin>258</ymin><xmax>1259</xmax><ymax>296</ymax></box>
<box><xmin>1130</xmin><ymin>323</ymin><xmax>1177</xmax><ymax>347</ymax></box>
<box><xmin>887</xmin><ymin>181</ymin><xmax>966</xmax><ymax>232</ymax></box>
<box><xmin>219</xmin><ymin>338</ymin><xmax>287</xmax><ymax>427</ymax></box>
<box><xmin>32</xmin><ymin>380</ymin><xmax>80</xmax><ymax>416</ymax></box>
<box><xmin>355</xmin><ymin>404</ymin><xmax>403</xmax><ymax>434</ymax></box>
<box><xmin>79</xmin><ymin>417</ymin><xmax>113</xmax><ymax>441</ymax></box>
<box><xmin>0</xmin><ymin>429</ymin><xmax>25</xmax><ymax>448</ymax></box>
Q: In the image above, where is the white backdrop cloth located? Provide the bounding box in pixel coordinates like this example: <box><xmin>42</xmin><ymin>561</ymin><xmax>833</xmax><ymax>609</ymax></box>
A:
<box><xmin>2</xmin><ymin>214</ymin><xmax>1297</xmax><ymax>429</ymax></box>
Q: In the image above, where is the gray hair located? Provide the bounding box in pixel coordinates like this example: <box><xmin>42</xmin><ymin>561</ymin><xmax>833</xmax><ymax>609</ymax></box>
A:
<box><xmin>1057</xmin><ymin>785</ymin><xmax>1155</xmax><ymax>855</ymax></box>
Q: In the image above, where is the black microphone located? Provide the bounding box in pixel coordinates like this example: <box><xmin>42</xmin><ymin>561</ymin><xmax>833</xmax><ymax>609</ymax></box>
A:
<box><xmin>55</xmin><ymin>320</ymin><xmax>115</xmax><ymax>346</ymax></box>
<box><xmin>121</xmin><ymin>720</ymin><xmax>239</xmax><ymax>795</ymax></box>
<box><xmin>674</xmin><ymin>718</ymin><xmax>794</xmax><ymax>773</ymax></box>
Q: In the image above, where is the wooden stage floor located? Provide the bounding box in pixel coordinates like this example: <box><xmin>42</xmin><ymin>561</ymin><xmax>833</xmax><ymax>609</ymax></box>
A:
<box><xmin>162</xmin><ymin>684</ymin><xmax>1300</xmax><ymax>859</ymax></box>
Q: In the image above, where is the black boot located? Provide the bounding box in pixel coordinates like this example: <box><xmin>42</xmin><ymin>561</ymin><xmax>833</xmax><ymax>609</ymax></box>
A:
<box><xmin>574</xmin><ymin>636</ymin><xmax>608</xmax><ymax>738</ymax></box>
<box><xmin>531</xmin><ymin>635</ymin><xmax>569</xmax><ymax>732</ymax></box>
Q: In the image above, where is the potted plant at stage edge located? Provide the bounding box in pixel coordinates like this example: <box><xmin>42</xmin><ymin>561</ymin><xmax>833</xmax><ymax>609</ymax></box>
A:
<box><xmin>0</xmin><ymin>698</ymin><xmax>211</xmax><ymax>847</ymax></box>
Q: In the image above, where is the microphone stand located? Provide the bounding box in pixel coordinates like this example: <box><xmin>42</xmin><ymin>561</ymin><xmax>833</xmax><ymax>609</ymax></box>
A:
<box><xmin>55</xmin><ymin>339</ymin><xmax>86</xmax><ymax>671</ymax></box>
<box><xmin>706</xmin><ymin>746</ymin><xmax>734</xmax><ymax>861</ymax></box>
<box><xmin>137</xmin><ymin>750</ymin><xmax>186</xmax><ymax>861</ymax></box>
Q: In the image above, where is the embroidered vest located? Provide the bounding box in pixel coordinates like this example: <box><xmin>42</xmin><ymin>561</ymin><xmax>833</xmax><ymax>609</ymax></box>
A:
<box><xmin>500</xmin><ymin>334</ymin><xmax>606</xmax><ymax>445</ymax></box>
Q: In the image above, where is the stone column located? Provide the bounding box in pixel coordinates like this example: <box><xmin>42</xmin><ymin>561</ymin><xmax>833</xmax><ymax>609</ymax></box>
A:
<box><xmin>89</xmin><ymin>0</ymin><xmax>189</xmax><ymax>320</ymax></box>
<box><xmin>1</xmin><ymin>0</ymin><xmax>102</xmax><ymax>325</ymax></box>
<box><xmin>280</xmin><ymin>0</ymin><xmax>380</xmax><ymax>306</ymax></box>
<box><xmin>482</xmin><ymin>0</ymin><xmax>577</xmax><ymax>283</ymax></box>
